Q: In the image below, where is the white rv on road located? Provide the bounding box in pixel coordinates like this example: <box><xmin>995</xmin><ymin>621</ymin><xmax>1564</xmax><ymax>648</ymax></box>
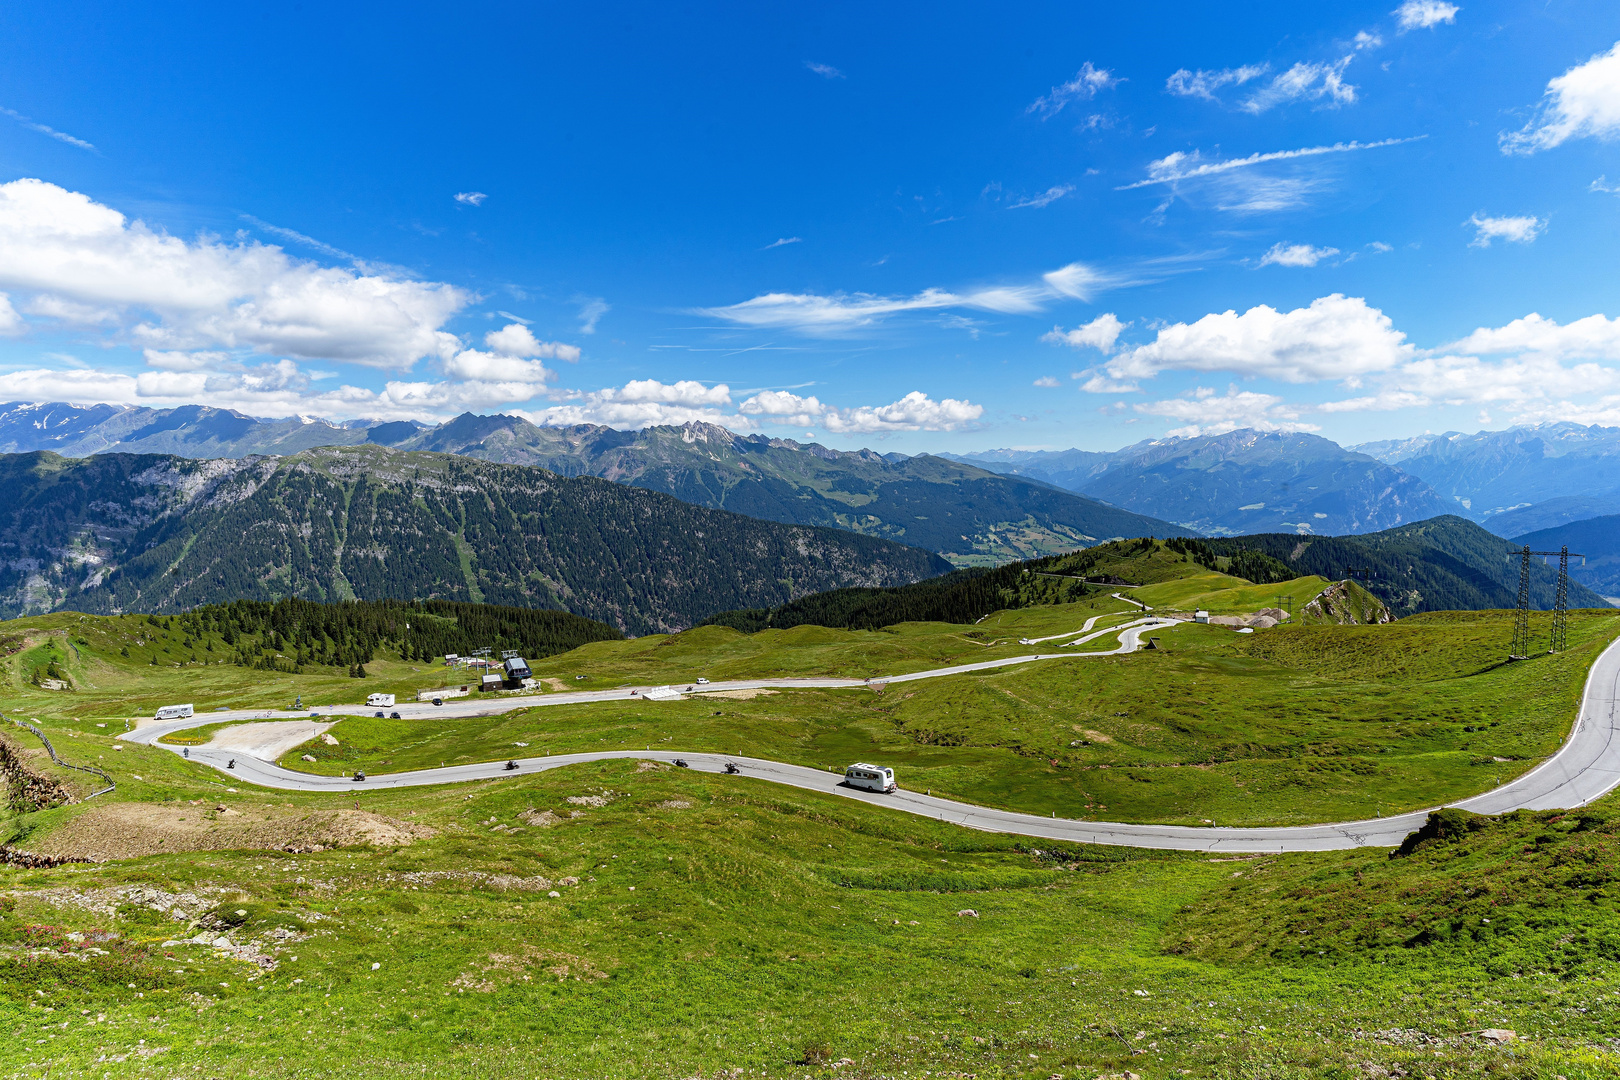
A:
<box><xmin>155</xmin><ymin>704</ymin><xmax>194</xmax><ymax>720</ymax></box>
<box><xmin>366</xmin><ymin>693</ymin><xmax>396</xmax><ymax>708</ymax></box>
<box><xmin>844</xmin><ymin>763</ymin><xmax>896</xmax><ymax>793</ymax></box>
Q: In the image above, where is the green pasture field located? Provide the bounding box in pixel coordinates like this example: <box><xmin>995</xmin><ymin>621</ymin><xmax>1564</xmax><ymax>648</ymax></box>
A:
<box><xmin>3</xmin><ymin>758</ymin><xmax>1620</xmax><ymax>1078</ymax></box>
<box><xmin>272</xmin><ymin>607</ymin><xmax>1620</xmax><ymax>827</ymax></box>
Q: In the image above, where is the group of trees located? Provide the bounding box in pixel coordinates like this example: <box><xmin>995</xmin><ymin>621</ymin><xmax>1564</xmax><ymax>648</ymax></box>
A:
<box><xmin>161</xmin><ymin>598</ymin><xmax>622</xmax><ymax>676</ymax></box>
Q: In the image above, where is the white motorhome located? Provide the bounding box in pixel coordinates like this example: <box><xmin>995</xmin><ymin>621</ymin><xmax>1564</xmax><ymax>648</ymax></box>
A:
<box><xmin>155</xmin><ymin>704</ymin><xmax>194</xmax><ymax>721</ymax></box>
<box><xmin>844</xmin><ymin>763</ymin><xmax>896</xmax><ymax>793</ymax></box>
<box><xmin>366</xmin><ymin>693</ymin><xmax>396</xmax><ymax>708</ymax></box>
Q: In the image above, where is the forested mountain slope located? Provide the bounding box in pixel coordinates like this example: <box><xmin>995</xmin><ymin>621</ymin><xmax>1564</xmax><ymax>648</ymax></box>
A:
<box><xmin>0</xmin><ymin>447</ymin><xmax>950</xmax><ymax>634</ymax></box>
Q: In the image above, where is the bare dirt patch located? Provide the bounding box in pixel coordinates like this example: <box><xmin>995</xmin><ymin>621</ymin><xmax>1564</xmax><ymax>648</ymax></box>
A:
<box><xmin>539</xmin><ymin>678</ymin><xmax>569</xmax><ymax>692</ymax></box>
<box><xmin>699</xmin><ymin>688</ymin><xmax>780</xmax><ymax>700</ymax></box>
<box><xmin>203</xmin><ymin>720</ymin><xmax>336</xmax><ymax>760</ymax></box>
<box><xmin>29</xmin><ymin>802</ymin><xmax>437</xmax><ymax>861</ymax></box>
<box><xmin>452</xmin><ymin>945</ymin><xmax>610</xmax><ymax>992</ymax></box>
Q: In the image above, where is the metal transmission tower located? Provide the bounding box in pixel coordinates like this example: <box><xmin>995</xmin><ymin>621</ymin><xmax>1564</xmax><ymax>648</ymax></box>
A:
<box><xmin>1509</xmin><ymin>546</ymin><xmax>1533</xmax><ymax>660</ymax></box>
<box><xmin>1509</xmin><ymin>546</ymin><xmax>1587</xmax><ymax>658</ymax></box>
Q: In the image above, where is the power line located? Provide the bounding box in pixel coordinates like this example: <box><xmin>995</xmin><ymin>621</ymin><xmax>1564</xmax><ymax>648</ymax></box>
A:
<box><xmin>1510</xmin><ymin>545</ymin><xmax>1585</xmax><ymax>658</ymax></box>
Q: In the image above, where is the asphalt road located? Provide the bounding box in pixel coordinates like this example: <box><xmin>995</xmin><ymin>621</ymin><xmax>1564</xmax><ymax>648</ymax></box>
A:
<box><xmin>122</xmin><ymin>624</ymin><xmax>1620</xmax><ymax>852</ymax></box>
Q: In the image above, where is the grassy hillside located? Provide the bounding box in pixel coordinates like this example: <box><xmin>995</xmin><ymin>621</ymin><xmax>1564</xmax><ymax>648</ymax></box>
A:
<box><xmin>0</xmin><ymin>447</ymin><xmax>951</xmax><ymax>634</ymax></box>
<box><xmin>3</xmin><ymin>574</ymin><xmax>1620</xmax><ymax>1076</ymax></box>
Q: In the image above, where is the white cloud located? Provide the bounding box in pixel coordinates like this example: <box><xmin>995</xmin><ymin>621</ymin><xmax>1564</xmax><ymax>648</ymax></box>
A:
<box><xmin>1501</xmin><ymin>41</ymin><xmax>1620</xmax><ymax>154</ymax></box>
<box><xmin>241</xmin><ymin>215</ymin><xmax>355</xmax><ymax>262</ymax></box>
<box><xmin>142</xmin><ymin>348</ymin><xmax>227</xmax><ymax>372</ymax></box>
<box><xmin>805</xmin><ymin>62</ymin><xmax>844</xmax><ymax>79</ymax></box>
<box><xmin>763</xmin><ymin>237</ymin><xmax>803</xmax><ymax>249</ymax></box>
<box><xmin>1028</xmin><ymin>63</ymin><xmax>1119</xmax><ymax>118</ymax></box>
<box><xmin>1594</xmin><ymin>176</ymin><xmax>1620</xmax><ymax>195</ymax></box>
<box><xmin>1442</xmin><ymin>312</ymin><xmax>1620</xmax><ymax>359</ymax></box>
<box><xmin>0</xmin><ymin>178</ymin><xmax>469</xmax><ymax>369</ymax></box>
<box><xmin>1354</xmin><ymin>31</ymin><xmax>1383</xmax><ymax>50</ymax></box>
<box><xmin>1258</xmin><ymin>242</ymin><xmax>1340</xmax><ymax>267</ymax></box>
<box><xmin>700</xmin><ymin>281</ymin><xmax>1048</xmax><ymax>332</ymax></box>
<box><xmin>1165</xmin><ymin>65</ymin><xmax>1269</xmax><ymax>100</ymax></box>
<box><xmin>1042</xmin><ymin>313</ymin><xmax>1126</xmax><ymax>352</ymax></box>
<box><xmin>1008</xmin><ymin>185</ymin><xmax>1075</xmax><ymax>210</ymax></box>
<box><xmin>1394</xmin><ymin>1</ymin><xmax>1459</xmax><ymax>31</ymax></box>
<box><xmin>575</xmin><ymin>296</ymin><xmax>609</xmax><ymax>335</ymax></box>
<box><xmin>1077</xmin><ymin>372</ymin><xmax>1140</xmax><ymax>394</ymax></box>
<box><xmin>23</xmin><ymin>294</ymin><xmax>119</xmax><ymax>325</ymax></box>
<box><xmin>1367</xmin><ymin>241</ymin><xmax>1394</xmax><ymax>253</ymax></box>
<box><xmin>1042</xmin><ymin>262</ymin><xmax>1127</xmax><ymax>302</ymax></box>
<box><xmin>1033</xmin><ymin>375</ymin><xmax>1061</xmax><ymax>388</ymax></box>
<box><xmin>0</xmin><ymin>106</ymin><xmax>95</xmax><ymax>151</ymax></box>
<box><xmin>1119</xmin><ymin>137</ymin><xmax>1422</xmax><ymax>190</ymax></box>
<box><xmin>0</xmin><ymin>293</ymin><xmax>22</xmax><ymax>336</ymax></box>
<box><xmin>454</xmin><ymin>192</ymin><xmax>487</xmax><ymax>206</ymax></box>
<box><xmin>1316</xmin><ymin>390</ymin><xmax>1429</xmax><ymax>412</ymax></box>
<box><xmin>1135</xmin><ymin>386</ymin><xmax>1317</xmax><ymax>437</ymax></box>
<box><xmin>1241</xmin><ymin>58</ymin><xmax>1357</xmax><ymax>113</ymax></box>
<box><xmin>441</xmin><ymin>349</ymin><xmax>554</xmax><ymax>385</ymax></box>
<box><xmin>738</xmin><ymin>389</ymin><xmax>982</xmax><ymax>432</ymax></box>
<box><xmin>822</xmin><ymin>391</ymin><xmax>983</xmax><ymax>433</ymax></box>
<box><xmin>1467</xmin><ymin>212</ymin><xmax>1544</xmax><ymax>247</ymax></box>
<box><xmin>1107</xmin><ymin>294</ymin><xmax>1411</xmax><ymax>383</ymax></box>
<box><xmin>483</xmin><ymin>323</ymin><xmax>581</xmax><ymax>361</ymax></box>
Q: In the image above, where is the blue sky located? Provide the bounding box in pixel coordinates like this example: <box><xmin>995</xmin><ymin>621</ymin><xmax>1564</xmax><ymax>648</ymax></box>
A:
<box><xmin>1</xmin><ymin>0</ymin><xmax>1618</xmax><ymax>453</ymax></box>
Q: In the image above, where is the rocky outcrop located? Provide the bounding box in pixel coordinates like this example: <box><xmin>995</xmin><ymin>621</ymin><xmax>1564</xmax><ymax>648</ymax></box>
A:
<box><xmin>0</xmin><ymin>732</ymin><xmax>77</xmax><ymax>812</ymax></box>
<box><xmin>1302</xmin><ymin>580</ymin><xmax>1393</xmax><ymax>625</ymax></box>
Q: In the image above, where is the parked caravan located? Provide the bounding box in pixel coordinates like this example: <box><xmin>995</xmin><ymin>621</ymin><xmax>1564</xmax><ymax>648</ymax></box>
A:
<box><xmin>155</xmin><ymin>704</ymin><xmax>195</xmax><ymax>720</ymax></box>
<box><xmin>366</xmin><ymin>693</ymin><xmax>395</xmax><ymax>708</ymax></box>
<box><xmin>844</xmin><ymin>763</ymin><xmax>896</xmax><ymax>793</ymax></box>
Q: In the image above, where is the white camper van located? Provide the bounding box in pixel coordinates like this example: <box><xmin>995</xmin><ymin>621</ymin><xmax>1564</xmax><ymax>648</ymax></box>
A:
<box><xmin>844</xmin><ymin>763</ymin><xmax>896</xmax><ymax>793</ymax></box>
<box><xmin>155</xmin><ymin>704</ymin><xmax>194</xmax><ymax>721</ymax></box>
<box><xmin>366</xmin><ymin>693</ymin><xmax>396</xmax><ymax>708</ymax></box>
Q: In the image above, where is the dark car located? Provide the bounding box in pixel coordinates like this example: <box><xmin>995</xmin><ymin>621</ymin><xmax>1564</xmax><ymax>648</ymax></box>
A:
<box><xmin>390</xmin><ymin>711</ymin><xmax>401</xmax><ymax>719</ymax></box>
<box><xmin>374</xmin><ymin>710</ymin><xmax>385</xmax><ymax>718</ymax></box>
<box><xmin>432</xmin><ymin>698</ymin><xmax>443</xmax><ymax>706</ymax></box>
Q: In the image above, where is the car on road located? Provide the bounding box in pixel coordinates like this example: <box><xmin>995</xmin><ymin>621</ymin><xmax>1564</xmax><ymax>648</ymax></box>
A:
<box><xmin>374</xmin><ymin>710</ymin><xmax>385</xmax><ymax>718</ymax></box>
<box><xmin>390</xmin><ymin>711</ymin><xmax>401</xmax><ymax>719</ymax></box>
<box><xmin>432</xmin><ymin>698</ymin><xmax>443</xmax><ymax>706</ymax></box>
<box><xmin>844</xmin><ymin>763</ymin><xmax>897</xmax><ymax>793</ymax></box>
<box><xmin>696</xmin><ymin>677</ymin><xmax>709</xmax><ymax>684</ymax></box>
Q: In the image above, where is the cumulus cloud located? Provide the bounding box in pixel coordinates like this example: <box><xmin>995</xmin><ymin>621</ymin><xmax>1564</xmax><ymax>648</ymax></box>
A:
<box><xmin>1165</xmin><ymin>65</ymin><xmax>1269</xmax><ymax>100</ymax></box>
<box><xmin>454</xmin><ymin>192</ymin><xmax>487</xmax><ymax>206</ymax></box>
<box><xmin>1258</xmin><ymin>242</ymin><xmax>1340</xmax><ymax>267</ymax></box>
<box><xmin>1106</xmin><ymin>294</ymin><xmax>1411</xmax><ymax>384</ymax></box>
<box><xmin>1501</xmin><ymin>42</ymin><xmax>1620</xmax><ymax>154</ymax></box>
<box><xmin>0</xmin><ymin>292</ymin><xmax>26</xmax><ymax>336</ymax></box>
<box><xmin>1468</xmin><ymin>212</ymin><xmax>1544</xmax><ymax>247</ymax></box>
<box><xmin>1442</xmin><ymin>312</ymin><xmax>1620</xmax><ymax>360</ymax></box>
<box><xmin>1033</xmin><ymin>376</ymin><xmax>1061</xmax><ymax>388</ymax></box>
<box><xmin>1394</xmin><ymin>0</ymin><xmax>1459</xmax><ymax>31</ymax></box>
<box><xmin>1042</xmin><ymin>313</ymin><xmax>1126</xmax><ymax>352</ymax></box>
<box><xmin>1135</xmin><ymin>386</ymin><xmax>1318</xmax><ymax>437</ymax></box>
<box><xmin>738</xmin><ymin>389</ymin><xmax>982</xmax><ymax>432</ymax></box>
<box><xmin>1027</xmin><ymin>63</ymin><xmax>1119</xmax><ymax>118</ymax></box>
<box><xmin>483</xmin><ymin>323</ymin><xmax>581</xmax><ymax>361</ymax></box>
<box><xmin>0</xmin><ymin>178</ymin><xmax>469</xmax><ymax>369</ymax></box>
<box><xmin>1241</xmin><ymin>58</ymin><xmax>1357</xmax><ymax>113</ymax></box>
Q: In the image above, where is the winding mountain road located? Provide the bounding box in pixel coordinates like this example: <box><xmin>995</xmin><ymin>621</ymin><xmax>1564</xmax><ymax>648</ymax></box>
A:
<box><xmin>123</xmin><ymin>623</ymin><xmax>1620</xmax><ymax>852</ymax></box>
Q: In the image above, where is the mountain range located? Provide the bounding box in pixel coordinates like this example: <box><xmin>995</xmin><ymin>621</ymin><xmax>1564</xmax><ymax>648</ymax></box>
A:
<box><xmin>11</xmin><ymin>399</ymin><xmax>1620</xmax><ymax>558</ymax></box>
<box><xmin>0</xmin><ymin>402</ymin><xmax>1184</xmax><ymax>565</ymax></box>
<box><xmin>950</xmin><ymin>430</ymin><xmax>1454</xmax><ymax>536</ymax></box>
<box><xmin>0</xmin><ymin>446</ymin><xmax>950</xmax><ymax>634</ymax></box>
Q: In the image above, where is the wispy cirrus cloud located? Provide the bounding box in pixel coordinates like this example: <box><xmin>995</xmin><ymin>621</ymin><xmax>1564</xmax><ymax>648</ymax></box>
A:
<box><xmin>454</xmin><ymin>191</ymin><xmax>487</xmax><ymax>206</ymax></box>
<box><xmin>804</xmin><ymin>61</ymin><xmax>845</xmax><ymax>79</ymax></box>
<box><xmin>763</xmin><ymin>236</ymin><xmax>803</xmax><ymax>249</ymax></box>
<box><xmin>1165</xmin><ymin>65</ymin><xmax>1269</xmax><ymax>101</ymax></box>
<box><xmin>0</xmin><ymin>105</ymin><xmax>96</xmax><ymax>151</ymax></box>
<box><xmin>1136</xmin><ymin>386</ymin><xmax>1318</xmax><ymax>437</ymax></box>
<box><xmin>1008</xmin><ymin>185</ymin><xmax>1075</xmax><ymax>210</ymax></box>
<box><xmin>1119</xmin><ymin>136</ymin><xmax>1423</xmax><ymax>190</ymax></box>
<box><xmin>240</xmin><ymin>215</ymin><xmax>357</xmax><ymax>263</ymax></box>
<box><xmin>1027</xmin><ymin>62</ymin><xmax>1119</xmax><ymax>119</ymax></box>
<box><xmin>1240</xmin><ymin>58</ymin><xmax>1356</xmax><ymax>113</ymax></box>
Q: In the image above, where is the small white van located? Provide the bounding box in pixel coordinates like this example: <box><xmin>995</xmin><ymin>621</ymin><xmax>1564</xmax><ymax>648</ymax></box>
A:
<box><xmin>155</xmin><ymin>704</ymin><xmax>194</xmax><ymax>720</ymax></box>
<box><xmin>366</xmin><ymin>693</ymin><xmax>396</xmax><ymax>708</ymax></box>
<box><xmin>844</xmin><ymin>763</ymin><xmax>896</xmax><ymax>793</ymax></box>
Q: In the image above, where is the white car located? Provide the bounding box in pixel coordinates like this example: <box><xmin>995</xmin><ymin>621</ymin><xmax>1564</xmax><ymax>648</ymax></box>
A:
<box><xmin>696</xmin><ymin>677</ymin><xmax>710</xmax><ymax>684</ymax></box>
